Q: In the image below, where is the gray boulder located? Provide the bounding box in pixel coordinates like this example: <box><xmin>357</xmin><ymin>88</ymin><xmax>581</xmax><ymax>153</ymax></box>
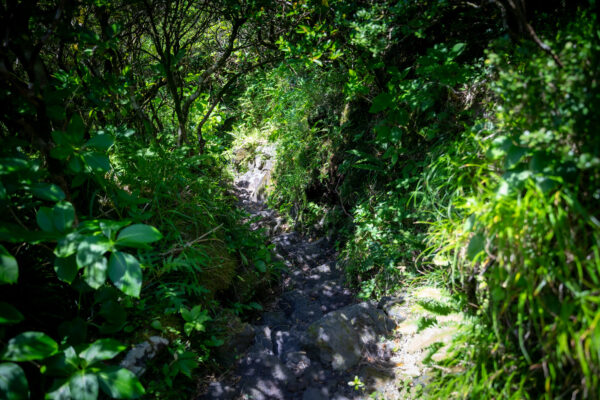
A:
<box><xmin>302</xmin><ymin>302</ymin><xmax>395</xmax><ymax>370</ymax></box>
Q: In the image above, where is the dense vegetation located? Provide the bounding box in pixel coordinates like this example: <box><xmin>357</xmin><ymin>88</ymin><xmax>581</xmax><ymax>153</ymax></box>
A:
<box><xmin>1</xmin><ymin>0</ymin><xmax>598</xmax><ymax>399</ymax></box>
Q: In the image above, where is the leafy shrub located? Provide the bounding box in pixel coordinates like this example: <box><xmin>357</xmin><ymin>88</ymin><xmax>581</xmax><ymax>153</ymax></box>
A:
<box><xmin>427</xmin><ymin>14</ymin><xmax>600</xmax><ymax>397</ymax></box>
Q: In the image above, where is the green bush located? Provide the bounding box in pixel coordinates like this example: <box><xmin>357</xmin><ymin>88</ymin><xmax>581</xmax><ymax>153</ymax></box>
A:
<box><xmin>427</xmin><ymin>14</ymin><xmax>600</xmax><ymax>397</ymax></box>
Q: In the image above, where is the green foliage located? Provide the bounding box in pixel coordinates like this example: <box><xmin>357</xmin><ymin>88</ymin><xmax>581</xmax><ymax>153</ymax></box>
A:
<box><xmin>426</xmin><ymin>15</ymin><xmax>600</xmax><ymax>397</ymax></box>
<box><xmin>1</xmin><ymin>0</ymin><xmax>598</xmax><ymax>398</ymax></box>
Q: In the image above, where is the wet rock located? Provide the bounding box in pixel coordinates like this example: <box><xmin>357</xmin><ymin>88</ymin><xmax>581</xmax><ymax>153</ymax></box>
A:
<box><xmin>120</xmin><ymin>336</ymin><xmax>168</xmax><ymax>377</ymax></box>
<box><xmin>303</xmin><ymin>302</ymin><xmax>395</xmax><ymax>370</ymax></box>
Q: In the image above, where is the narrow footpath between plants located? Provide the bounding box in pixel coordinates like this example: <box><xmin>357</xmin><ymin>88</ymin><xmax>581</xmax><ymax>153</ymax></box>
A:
<box><xmin>198</xmin><ymin>146</ymin><xmax>462</xmax><ymax>400</ymax></box>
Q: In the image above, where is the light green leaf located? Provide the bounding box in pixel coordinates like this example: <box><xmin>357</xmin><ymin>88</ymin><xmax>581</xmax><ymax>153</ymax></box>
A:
<box><xmin>98</xmin><ymin>366</ymin><xmax>145</xmax><ymax>399</ymax></box>
<box><xmin>116</xmin><ymin>224</ymin><xmax>162</xmax><ymax>248</ymax></box>
<box><xmin>0</xmin><ymin>302</ymin><xmax>24</xmax><ymax>325</ymax></box>
<box><xmin>0</xmin><ymin>363</ymin><xmax>29</xmax><ymax>400</ymax></box>
<box><xmin>83</xmin><ymin>257</ymin><xmax>108</xmax><ymax>289</ymax></box>
<box><xmin>108</xmin><ymin>252</ymin><xmax>142</xmax><ymax>298</ymax></box>
<box><xmin>184</xmin><ymin>322</ymin><xmax>194</xmax><ymax>336</ymax></box>
<box><xmin>30</xmin><ymin>183</ymin><xmax>65</xmax><ymax>202</ymax></box>
<box><xmin>68</xmin><ymin>371</ymin><xmax>98</xmax><ymax>400</ymax></box>
<box><xmin>0</xmin><ymin>245</ymin><xmax>18</xmax><ymax>284</ymax></box>
<box><xmin>1</xmin><ymin>331</ymin><xmax>58</xmax><ymax>361</ymax></box>
<box><xmin>451</xmin><ymin>42</ymin><xmax>466</xmax><ymax>56</ymax></box>
<box><xmin>54</xmin><ymin>256</ymin><xmax>78</xmax><ymax>284</ymax></box>
<box><xmin>79</xmin><ymin>339</ymin><xmax>126</xmax><ymax>367</ymax></box>
<box><xmin>76</xmin><ymin>236</ymin><xmax>111</xmax><ymax>269</ymax></box>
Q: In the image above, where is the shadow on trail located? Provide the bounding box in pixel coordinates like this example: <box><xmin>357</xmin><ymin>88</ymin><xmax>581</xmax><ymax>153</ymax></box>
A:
<box><xmin>198</xmin><ymin>147</ymin><xmax>401</xmax><ymax>399</ymax></box>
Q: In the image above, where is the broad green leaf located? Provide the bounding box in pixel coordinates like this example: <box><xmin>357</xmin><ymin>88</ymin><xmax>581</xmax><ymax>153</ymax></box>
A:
<box><xmin>255</xmin><ymin>260</ymin><xmax>266</xmax><ymax>272</ymax></box>
<box><xmin>0</xmin><ymin>245</ymin><xmax>18</xmax><ymax>284</ymax></box>
<box><xmin>54</xmin><ymin>256</ymin><xmax>78</xmax><ymax>284</ymax></box>
<box><xmin>98</xmin><ymin>366</ymin><xmax>145</xmax><ymax>399</ymax></box>
<box><xmin>0</xmin><ymin>363</ymin><xmax>29</xmax><ymax>400</ymax></box>
<box><xmin>37</xmin><ymin>207</ymin><xmax>55</xmax><ymax>232</ymax></box>
<box><xmin>369</xmin><ymin>92</ymin><xmax>393</xmax><ymax>113</ymax></box>
<box><xmin>85</xmin><ymin>134</ymin><xmax>114</xmax><ymax>151</ymax></box>
<box><xmin>83</xmin><ymin>257</ymin><xmax>108</xmax><ymax>289</ymax></box>
<box><xmin>451</xmin><ymin>42</ymin><xmax>466</xmax><ymax>56</ymax></box>
<box><xmin>44</xmin><ymin>347</ymin><xmax>79</xmax><ymax>377</ymax></box>
<box><xmin>108</xmin><ymin>252</ymin><xmax>142</xmax><ymax>297</ymax></box>
<box><xmin>173</xmin><ymin>351</ymin><xmax>198</xmax><ymax>378</ymax></box>
<box><xmin>51</xmin><ymin>131</ymin><xmax>69</xmax><ymax>147</ymax></box>
<box><xmin>99</xmin><ymin>220</ymin><xmax>130</xmax><ymax>240</ymax></box>
<box><xmin>68</xmin><ymin>371</ymin><xmax>98</xmax><ymax>400</ymax></box>
<box><xmin>184</xmin><ymin>322</ymin><xmax>194</xmax><ymax>336</ymax></box>
<box><xmin>82</xmin><ymin>152</ymin><xmax>111</xmax><ymax>173</ymax></box>
<box><xmin>53</xmin><ymin>201</ymin><xmax>75</xmax><ymax>233</ymax></box>
<box><xmin>505</xmin><ymin>145</ymin><xmax>528</xmax><ymax>169</ymax></box>
<box><xmin>55</xmin><ymin>232</ymin><xmax>81</xmax><ymax>258</ymax></box>
<box><xmin>45</xmin><ymin>379</ymin><xmax>71</xmax><ymax>400</ymax></box>
<box><xmin>76</xmin><ymin>236</ymin><xmax>111</xmax><ymax>269</ymax></box>
<box><xmin>68</xmin><ymin>156</ymin><xmax>82</xmax><ymax>173</ymax></box>
<box><xmin>79</xmin><ymin>339</ymin><xmax>126</xmax><ymax>367</ymax></box>
<box><xmin>466</xmin><ymin>233</ymin><xmax>485</xmax><ymax>261</ymax></box>
<box><xmin>0</xmin><ymin>158</ymin><xmax>29</xmax><ymax>175</ymax></box>
<box><xmin>44</xmin><ymin>346</ymin><xmax>80</xmax><ymax>377</ymax></box>
<box><xmin>67</xmin><ymin>114</ymin><xmax>85</xmax><ymax>144</ymax></box>
<box><xmin>1</xmin><ymin>331</ymin><xmax>58</xmax><ymax>361</ymax></box>
<box><xmin>116</xmin><ymin>224</ymin><xmax>162</xmax><ymax>248</ymax></box>
<box><xmin>30</xmin><ymin>183</ymin><xmax>65</xmax><ymax>201</ymax></box>
<box><xmin>0</xmin><ymin>302</ymin><xmax>24</xmax><ymax>325</ymax></box>
<box><xmin>180</xmin><ymin>307</ymin><xmax>192</xmax><ymax>322</ymax></box>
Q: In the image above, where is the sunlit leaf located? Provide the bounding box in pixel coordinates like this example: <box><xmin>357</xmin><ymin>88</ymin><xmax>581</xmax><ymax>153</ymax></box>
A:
<box><xmin>98</xmin><ymin>366</ymin><xmax>145</xmax><ymax>399</ymax></box>
<box><xmin>108</xmin><ymin>252</ymin><xmax>142</xmax><ymax>298</ymax></box>
<box><xmin>0</xmin><ymin>245</ymin><xmax>18</xmax><ymax>285</ymax></box>
<box><xmin>30</xmin><ymin>183</ymin><xmax>65</xmax><ymax>201</ymax></box>
<box><xmin>1</xmin><ymin>331</ymin><xmax>58</xmax><ymax>361</ymax></box>
<box><xmin>79</xmin><ymin>339</ymin><xmax>126</xmax><ymax>367</ymax></box>
<box><xmin>0</xmin><ymin>363</ymin><xmax>29</xmax><ymax>400</ymax></box>
<box><xmin>115</xmin><ymin>224</ymin><xmax>162</xmax><ymax>248</ymax></box>
<box><xmin>68</xmin><ymin>371</ymin><xmax>98</xmax><ymax>400</ymax></box>
<box><xmin>83</xmin><ymin>257</ymin><xmax>108</xmax><ymax>289</ymax></box>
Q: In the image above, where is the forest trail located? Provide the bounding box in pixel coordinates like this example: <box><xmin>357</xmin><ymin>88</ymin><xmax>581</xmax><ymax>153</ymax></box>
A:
<box><xmin>199</xmin><ymin>145</ymin><xmax>450</xmax><ymax>400</ymax></box>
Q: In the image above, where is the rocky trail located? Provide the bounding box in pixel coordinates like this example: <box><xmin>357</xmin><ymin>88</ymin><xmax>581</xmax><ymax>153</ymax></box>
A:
<box><xmin>199</xmin><ymin>146</ymin><xmax>458</xmax><ymax>400</ymax></box>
